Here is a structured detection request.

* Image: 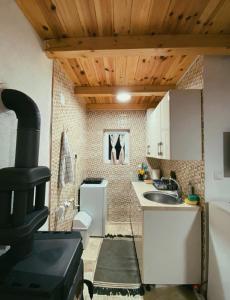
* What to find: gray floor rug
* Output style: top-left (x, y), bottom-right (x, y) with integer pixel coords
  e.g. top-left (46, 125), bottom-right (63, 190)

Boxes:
top-left (93, 237), bottom-right (143, 296)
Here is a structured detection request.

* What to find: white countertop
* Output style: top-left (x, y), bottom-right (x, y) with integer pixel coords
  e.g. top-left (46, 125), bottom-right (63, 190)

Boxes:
top-left (132, 181), bottom-right (200, 211)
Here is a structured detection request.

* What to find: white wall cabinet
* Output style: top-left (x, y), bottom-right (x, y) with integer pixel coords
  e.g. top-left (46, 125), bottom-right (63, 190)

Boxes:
top-left (146, 90), bottom-right (202, 160)
top-left (152, 105), bottom-right (161, 158)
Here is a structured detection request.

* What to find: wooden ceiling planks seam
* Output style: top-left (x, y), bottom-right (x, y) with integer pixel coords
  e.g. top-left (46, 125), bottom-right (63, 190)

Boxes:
top-left (113, 0), bottom-right (132, 35)
top-left (53, 0), bottom-right (84, 37)
top-left (16, 0), bottom-right (230, 38)
top-left (16, 0), bottom-right (230, 110)
top-left (93, 57), bottom-right (108, 86)
top-left (64, 55), bottom-right (194, 88)
top-left (192, 0), bottom-right (227, 34)
top-left (103, 57), bottom-right (116, 86)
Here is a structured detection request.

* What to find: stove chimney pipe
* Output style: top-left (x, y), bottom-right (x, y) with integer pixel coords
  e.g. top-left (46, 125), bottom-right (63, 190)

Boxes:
top-left (1, 89), bottom-right (40, 168)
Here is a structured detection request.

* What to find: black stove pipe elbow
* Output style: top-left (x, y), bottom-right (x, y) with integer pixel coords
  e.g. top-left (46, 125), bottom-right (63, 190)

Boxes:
top-left (1, 89), bottom-right (41, 168)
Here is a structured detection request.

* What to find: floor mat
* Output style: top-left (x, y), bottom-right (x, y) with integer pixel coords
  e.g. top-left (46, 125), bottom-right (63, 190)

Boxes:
top-left (93, 237), bottom-right (143, 296)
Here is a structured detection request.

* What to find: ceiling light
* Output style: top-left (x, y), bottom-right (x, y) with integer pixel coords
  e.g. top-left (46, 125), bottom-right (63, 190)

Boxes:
top-left (116, 91), bottom-right (131, 103)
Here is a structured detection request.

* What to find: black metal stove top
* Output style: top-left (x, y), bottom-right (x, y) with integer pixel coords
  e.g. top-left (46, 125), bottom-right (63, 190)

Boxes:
top-left (0, 232), bottom-right (83, 300)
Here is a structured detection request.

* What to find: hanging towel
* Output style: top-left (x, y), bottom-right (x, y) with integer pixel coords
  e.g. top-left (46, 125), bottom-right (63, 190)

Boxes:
top-left (58, 131), bottom-right (74, 188)
top-left (109, 133), bottom-right (119, 165)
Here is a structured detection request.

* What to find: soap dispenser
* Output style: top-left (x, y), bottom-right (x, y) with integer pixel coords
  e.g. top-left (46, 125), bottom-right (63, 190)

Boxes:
top-left (188, 181), bottom-right (193, 195)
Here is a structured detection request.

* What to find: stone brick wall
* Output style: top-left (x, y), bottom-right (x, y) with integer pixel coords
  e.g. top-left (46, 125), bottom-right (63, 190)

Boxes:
top-left (49, 61), bottom-right (87, 230)
top-left (50, 62), bottom-right (147, 226)
top-left (177, 56), bottom-right (203, 89)
top-left (86, 111), bottom-right (147, 222)
top-left (148, 158), bottom-right (205, 201)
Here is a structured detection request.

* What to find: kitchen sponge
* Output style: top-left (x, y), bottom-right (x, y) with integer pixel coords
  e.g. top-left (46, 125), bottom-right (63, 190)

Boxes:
top-left (184, 194), bottom-right (200, 205)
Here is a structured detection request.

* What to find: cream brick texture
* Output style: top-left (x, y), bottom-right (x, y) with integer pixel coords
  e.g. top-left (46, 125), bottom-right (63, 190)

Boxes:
top-left (50, 61), bottom-right (87, 231)
top-left (177, 56), bottom-right (204, 89)
top-left (86, 111), bottom-right (147, 222)
top-left (148, 158), bottom-right (205, 202)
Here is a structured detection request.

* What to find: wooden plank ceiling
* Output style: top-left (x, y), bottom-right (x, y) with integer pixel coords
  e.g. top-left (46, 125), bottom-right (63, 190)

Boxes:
top-left (17, 0), bottom-right (230, 110)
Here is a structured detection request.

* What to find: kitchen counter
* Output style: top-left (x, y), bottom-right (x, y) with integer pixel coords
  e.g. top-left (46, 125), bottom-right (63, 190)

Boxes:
top-left (132, 181), bottom-right (200, 211)
top-left (130, 181), bottom-right (201, 284)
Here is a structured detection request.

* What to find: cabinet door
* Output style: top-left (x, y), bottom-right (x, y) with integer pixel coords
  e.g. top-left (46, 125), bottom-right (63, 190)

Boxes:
top-left (152, 105), bottom-right (161, 158)
top-left (160, 94), bottom-right (170, 159)
top-left (143, 209), bottom-right (201, 284)
top-left (146, 109), bottom-right (154, 156)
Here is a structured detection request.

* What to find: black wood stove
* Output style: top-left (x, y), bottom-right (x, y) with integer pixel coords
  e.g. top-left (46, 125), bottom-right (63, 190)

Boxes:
top-left (0, 89), bottom-right (90, 300)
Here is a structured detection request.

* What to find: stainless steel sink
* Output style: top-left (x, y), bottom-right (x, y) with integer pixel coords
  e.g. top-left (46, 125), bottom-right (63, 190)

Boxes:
top-left (143, 191), bottom-right (183, 205)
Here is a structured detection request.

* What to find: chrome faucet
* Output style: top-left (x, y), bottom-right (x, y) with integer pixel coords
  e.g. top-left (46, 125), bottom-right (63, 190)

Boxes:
top-left (161, 177), bottom-right (182, 199)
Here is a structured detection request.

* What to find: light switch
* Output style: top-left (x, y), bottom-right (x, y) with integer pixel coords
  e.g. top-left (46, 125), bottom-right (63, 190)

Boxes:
top-left (213, 170), bottom-right (223, 180)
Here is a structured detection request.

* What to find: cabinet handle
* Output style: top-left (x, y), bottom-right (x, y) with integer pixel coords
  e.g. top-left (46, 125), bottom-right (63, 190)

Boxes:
top-left (158, 142), bottom-right (163, 156)
top-left (160, 142), bottom-right (163, 156)
top-left (147, 145), bottom-right (150, 155)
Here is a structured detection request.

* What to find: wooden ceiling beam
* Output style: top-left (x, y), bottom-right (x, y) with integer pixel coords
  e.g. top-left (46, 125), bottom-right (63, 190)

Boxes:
top-left (86, 103), bottom-right (154, 111)
top-left (44, 34), bottom-right (230, 58)
top-left (74, 85), bottom-right (175, 97)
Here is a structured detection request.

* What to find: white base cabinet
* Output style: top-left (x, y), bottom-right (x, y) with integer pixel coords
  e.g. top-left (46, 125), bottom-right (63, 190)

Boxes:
top-left (146, 90), bottom-right (202, 160)
top-left (130, 191), bottom-right (201, 284)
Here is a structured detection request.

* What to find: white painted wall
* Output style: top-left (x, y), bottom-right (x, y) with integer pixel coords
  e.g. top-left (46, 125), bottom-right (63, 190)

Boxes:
top-left (0, 0), bottom-right (53, 229)
top-left (203, 56), bottom-right (230, 202)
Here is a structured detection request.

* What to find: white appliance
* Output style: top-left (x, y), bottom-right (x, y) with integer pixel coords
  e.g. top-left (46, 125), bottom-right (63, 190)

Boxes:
top-left (80, 180), bottom-right (108, 237)
top-left (151, 169), bottom-right (160, 180)
top-left (208, 201), bottom-right (230, 300)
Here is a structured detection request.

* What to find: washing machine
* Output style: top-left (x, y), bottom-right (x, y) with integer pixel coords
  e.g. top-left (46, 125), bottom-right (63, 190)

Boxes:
top-left (80, 179), bottom-right (108, 237)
